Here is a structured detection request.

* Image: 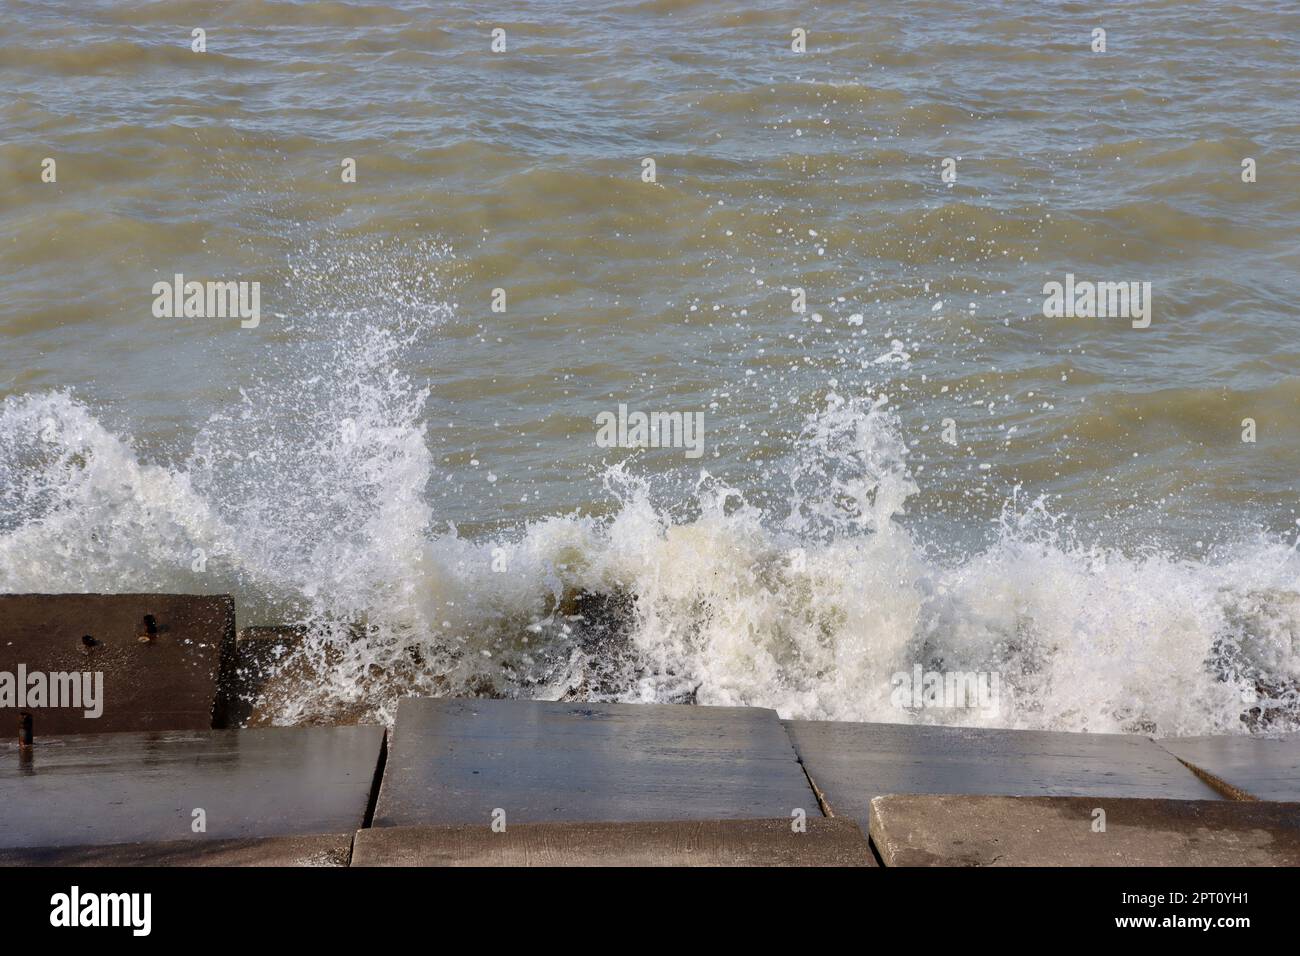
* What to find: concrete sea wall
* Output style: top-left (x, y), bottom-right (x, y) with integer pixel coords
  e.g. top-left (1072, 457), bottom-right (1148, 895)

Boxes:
top-left (1, 594), bottom-right (1296, 866)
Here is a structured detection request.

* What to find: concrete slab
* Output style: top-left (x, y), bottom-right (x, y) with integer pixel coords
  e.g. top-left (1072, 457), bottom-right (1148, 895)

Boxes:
top-left (0, 833), bottom-right (351, 867)
top-left (373, 698), bottom-right (817, 827)
top-left (0, 725), bottom-right (385, 849)
top-left (869, 794), bottom-right (1300, 866)
top-left (0, 593), bottom-right (235, 734)
top-left (785, 720), bottom-right (1220, 827)
top-left (352, 818), bottom-right (873, 867)
top-left (1156, 733), bottom-right (1300, 801)
top-left (219, 626), bottom-right (375, 727)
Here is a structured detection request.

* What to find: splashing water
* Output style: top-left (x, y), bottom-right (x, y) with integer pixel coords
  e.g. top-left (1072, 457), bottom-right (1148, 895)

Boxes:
top-left (1, 248), bottom-right (1296, 735)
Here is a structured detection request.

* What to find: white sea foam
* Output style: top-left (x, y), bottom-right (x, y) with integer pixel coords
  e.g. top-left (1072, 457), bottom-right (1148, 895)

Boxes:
top-left (1, 244), bottom-right (1295, 734)
top-left (2, 383), bottom-right (1295, 735)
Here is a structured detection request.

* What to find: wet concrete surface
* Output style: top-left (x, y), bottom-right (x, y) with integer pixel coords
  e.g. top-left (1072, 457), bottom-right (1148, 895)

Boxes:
top-left (0, 832), bottom-right (352, 867)
top-left (3, 615), bottom-right (1295, 868)
top-left (352, 817), bottom-right (873, 867)
top-left (869, 794), bottom-right (1300, 866)
top-left (0, 593), bottom-right (234, 734)
top-left (373, 698), bottom-right (818, 827)
top-left (0, 724), bottom-right (385, 849)
top-left (1156, 733), bottom-right (1300, 801)
top-left (785, 720), bottom-right (1221, 829)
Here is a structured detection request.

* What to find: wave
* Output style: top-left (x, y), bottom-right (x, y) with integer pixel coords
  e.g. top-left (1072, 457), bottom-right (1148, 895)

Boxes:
top-left (1, 243), bottom-right (1296, 735)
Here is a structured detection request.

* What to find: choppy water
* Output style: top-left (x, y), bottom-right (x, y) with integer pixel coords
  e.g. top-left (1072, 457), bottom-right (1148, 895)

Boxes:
top-left (2, 0), bottom-right (1297, 734)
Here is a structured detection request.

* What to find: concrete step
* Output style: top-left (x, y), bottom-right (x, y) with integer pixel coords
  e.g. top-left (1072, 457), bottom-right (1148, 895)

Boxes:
top-left (0, 833), bottom-right (352, 867)
top-left (0, 593), bottom-right (234, 734)
top-left (869, 794), bottom-right (1300, 866)
top-left (1155, 733), bottom-right (1300, 801)
top-left (373, 698), bottom-right (818, 827)
top-left (785, 720), bottom-right (1220, 829)
top-left (352, 818), bottom-right (873, 867)
top-left (0, 724), bottom-right (385, 850)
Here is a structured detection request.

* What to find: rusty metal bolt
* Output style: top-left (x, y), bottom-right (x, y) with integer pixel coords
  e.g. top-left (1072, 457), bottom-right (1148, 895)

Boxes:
top-left (137, 614), bottom-right (159, 643)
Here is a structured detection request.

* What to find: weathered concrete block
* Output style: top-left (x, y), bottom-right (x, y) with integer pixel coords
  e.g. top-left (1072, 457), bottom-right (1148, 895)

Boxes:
top-left (352, 818), bottom-right (873, 867)
top-left (785, 720), bottom-right (1220, 827)
top-left (0, 832), bottom-right (351, 867)
top-left (219, 626), bottom-right (306, 727)
top-left (219, 626), bottom-right (394, 727)
top-left (0, 593), bottom-right (234, 734)
top-left (869, 794), bottom-right (1300, 866)
top-left (373, 698), bottom-right (818, 827)
top-left (1156, 733), bottom-right (1300, 801)
top-left (0, 725), bottom-right (385, 849)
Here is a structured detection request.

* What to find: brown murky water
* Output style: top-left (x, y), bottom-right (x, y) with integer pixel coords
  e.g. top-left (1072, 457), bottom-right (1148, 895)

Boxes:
top-left (1, 0), bottom-right (1297, 733)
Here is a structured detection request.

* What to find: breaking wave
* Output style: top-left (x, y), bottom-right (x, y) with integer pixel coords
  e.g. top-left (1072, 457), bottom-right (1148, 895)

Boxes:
top-left (1, 246), bottom-right (1296, 736)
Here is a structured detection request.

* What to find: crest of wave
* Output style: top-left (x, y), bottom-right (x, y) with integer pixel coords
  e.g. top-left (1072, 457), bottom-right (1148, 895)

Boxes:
top-left (2, 297), bottom-right (1295, 732)
top-left (0, 239), bottom-right (463, 723)
top-left (0, 391), bottom-right (229, 593)
top-left (534, 395), bottom-right (1299, 735)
